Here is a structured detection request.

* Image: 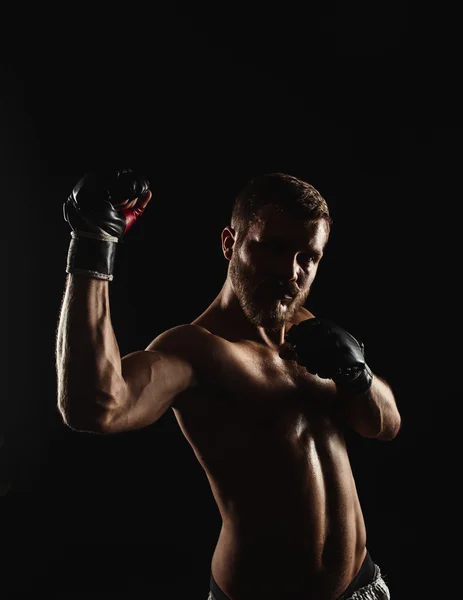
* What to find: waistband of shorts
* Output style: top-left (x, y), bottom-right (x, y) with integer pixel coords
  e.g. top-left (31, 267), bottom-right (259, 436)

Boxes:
top-left (210, 573), bottom-right (231, 600)
top-left (210, 549), bottom-right (376, 600)
top-left (336, 550), bottom-right (376, 600)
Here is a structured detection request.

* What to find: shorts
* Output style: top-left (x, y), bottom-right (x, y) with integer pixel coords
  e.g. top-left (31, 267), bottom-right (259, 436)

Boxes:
top-left (207, 550), bottom-right (390, 600)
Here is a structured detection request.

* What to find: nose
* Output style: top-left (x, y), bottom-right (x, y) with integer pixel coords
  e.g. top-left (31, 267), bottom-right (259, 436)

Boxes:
top-left (275, 254), bottom-right (299, 284)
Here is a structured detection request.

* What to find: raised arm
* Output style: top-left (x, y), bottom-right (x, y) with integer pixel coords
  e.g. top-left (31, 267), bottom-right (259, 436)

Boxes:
top-left (56, 275), bottom-right (122, 431)
top-left (56, 276), bottom-right (198, 434)
top-left (55, 168), bottom-right (198, 434)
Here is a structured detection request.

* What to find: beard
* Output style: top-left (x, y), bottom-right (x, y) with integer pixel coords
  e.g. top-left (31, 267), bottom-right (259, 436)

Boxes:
top-left (228, 251), bottom-right (311, 330)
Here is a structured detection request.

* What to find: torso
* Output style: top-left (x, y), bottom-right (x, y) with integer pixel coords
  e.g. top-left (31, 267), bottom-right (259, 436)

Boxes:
top-left (171, 308), bottom-right (367, 600)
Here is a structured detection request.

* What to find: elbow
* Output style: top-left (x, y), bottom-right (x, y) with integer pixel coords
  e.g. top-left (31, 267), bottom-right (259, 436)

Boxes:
top-left (373, 413), bottom-right (402, 441)
top-left (383, 414), bottom-right (402, 440)
top-left (57, 395), bottom-right (115, 435)
top-left (353, 412), bottom-right (401, 441)
top-left (60, 412), bottom-right (110, 435)
top-left (59, 409), bottom-right (110, 435)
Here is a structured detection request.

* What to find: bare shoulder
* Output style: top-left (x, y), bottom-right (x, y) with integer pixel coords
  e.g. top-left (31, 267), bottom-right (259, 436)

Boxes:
top-left (143, 322), bottom-right (228, 415)
top-left (145, 323), bottom-right (214, 359)
top-left (105, 324), bottom-right (217, 432)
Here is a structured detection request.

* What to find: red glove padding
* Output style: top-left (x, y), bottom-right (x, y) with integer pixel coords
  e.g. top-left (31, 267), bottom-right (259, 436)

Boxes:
top-left (63, 168), bottom-right (152, 280)
top-left (64, 168), bottom-right (151, 240)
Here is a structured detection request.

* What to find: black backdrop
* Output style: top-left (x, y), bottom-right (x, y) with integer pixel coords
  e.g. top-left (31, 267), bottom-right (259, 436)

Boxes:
top-left (1, 2), bottom-right (445, 598)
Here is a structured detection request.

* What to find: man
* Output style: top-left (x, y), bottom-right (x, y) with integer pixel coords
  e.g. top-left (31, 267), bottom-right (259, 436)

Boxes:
top-left (56, 169), bottom-right (401, 600)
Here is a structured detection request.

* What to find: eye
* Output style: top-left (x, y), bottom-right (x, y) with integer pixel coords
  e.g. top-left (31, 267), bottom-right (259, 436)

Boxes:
top-left (298, 253), bottom-right (314, 265)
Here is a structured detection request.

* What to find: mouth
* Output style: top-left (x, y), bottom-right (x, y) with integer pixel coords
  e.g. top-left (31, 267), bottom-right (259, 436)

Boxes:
top-left (279, 293), bottom-right (294, 305)
top-left (261, 283), bottom-right (297, 304)
top-left (279, 286), bottom-right (297, 298)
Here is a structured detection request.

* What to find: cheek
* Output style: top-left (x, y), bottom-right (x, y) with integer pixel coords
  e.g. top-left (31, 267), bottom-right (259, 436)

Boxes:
top-left (231, 248), bottom-right (253, 280)
top-left (301, 266), bottom-right (318, 287)
top-left (238, 245), bottom-right (260, 271)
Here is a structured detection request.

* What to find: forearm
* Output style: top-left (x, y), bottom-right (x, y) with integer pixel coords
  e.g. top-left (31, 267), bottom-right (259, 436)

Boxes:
top-left (337, 374), bottom-right (401, 440)
top-left (55, 274), bottom-right (125, 430)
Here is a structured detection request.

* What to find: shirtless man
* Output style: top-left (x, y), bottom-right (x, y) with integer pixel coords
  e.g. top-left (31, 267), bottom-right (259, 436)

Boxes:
top-left (56, 169), bottom-right (401, 600)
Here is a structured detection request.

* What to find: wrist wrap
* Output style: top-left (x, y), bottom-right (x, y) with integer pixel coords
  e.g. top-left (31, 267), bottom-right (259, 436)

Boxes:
top-left (334, 363), bottom-right (373, 394)
top-left (66, 231), bottom-right (119, 281)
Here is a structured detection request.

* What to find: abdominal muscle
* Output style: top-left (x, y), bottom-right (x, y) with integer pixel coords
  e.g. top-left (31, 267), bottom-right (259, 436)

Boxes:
top-left (172, 334), bottom-right (368, 600)
top-left (209, 427), bottom-right (367, 600)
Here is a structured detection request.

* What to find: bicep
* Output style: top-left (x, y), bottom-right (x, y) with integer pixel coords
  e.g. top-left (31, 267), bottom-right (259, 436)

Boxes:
top-left (104, 348), bottom-right (196, 433)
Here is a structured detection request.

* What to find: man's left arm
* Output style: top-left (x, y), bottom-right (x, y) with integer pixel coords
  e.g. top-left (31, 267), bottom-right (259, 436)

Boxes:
top-left (285, 316), bottom-right (401, 441)
top-left (335, 373), bottom-right (401, 440)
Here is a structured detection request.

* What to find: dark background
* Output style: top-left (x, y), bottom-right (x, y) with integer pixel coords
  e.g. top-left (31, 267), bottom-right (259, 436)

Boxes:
top-left (1, 1), bottom-right (448, 598)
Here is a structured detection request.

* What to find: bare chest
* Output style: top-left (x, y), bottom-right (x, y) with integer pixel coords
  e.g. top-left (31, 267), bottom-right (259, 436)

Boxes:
top-left (174, 340), bottom-right (337, 450)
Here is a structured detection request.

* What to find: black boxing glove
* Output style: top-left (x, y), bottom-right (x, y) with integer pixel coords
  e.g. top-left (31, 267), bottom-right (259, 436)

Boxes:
top-left (63, 168), bottom-right (150, 281)
top-left (285, 317), bottom-right (373, 394)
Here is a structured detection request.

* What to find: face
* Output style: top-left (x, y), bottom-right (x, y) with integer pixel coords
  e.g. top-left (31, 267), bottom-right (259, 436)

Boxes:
top-left (226, 205), bottom-right (329, 330)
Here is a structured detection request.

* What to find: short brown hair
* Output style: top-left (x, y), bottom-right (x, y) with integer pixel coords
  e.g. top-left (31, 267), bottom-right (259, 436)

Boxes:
top-left (230, 173), bottom-right (332, 236)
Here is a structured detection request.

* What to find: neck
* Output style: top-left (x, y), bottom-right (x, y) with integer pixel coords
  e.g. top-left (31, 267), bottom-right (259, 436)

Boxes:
top-left (207, 278), bottom-right (288, 348)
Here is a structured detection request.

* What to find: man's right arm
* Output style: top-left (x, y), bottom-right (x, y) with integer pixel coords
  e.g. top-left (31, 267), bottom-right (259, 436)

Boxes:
top-left (56, 168), bottom-right (198, 434)
top-left (56, 274), bottom-right (198, 434)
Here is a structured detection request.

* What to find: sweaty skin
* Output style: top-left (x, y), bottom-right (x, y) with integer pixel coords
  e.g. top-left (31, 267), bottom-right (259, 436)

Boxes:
top-left (167, 310), bottom-right (367, 600)
top-left (57, 203), bottom-right (400, 600)
top-left (143, 209), bottom-right (376, 599)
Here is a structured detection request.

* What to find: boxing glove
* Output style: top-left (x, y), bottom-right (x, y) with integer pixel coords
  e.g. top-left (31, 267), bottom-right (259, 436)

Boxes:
top-left (63, 168), bottom-right (150, 281)
top-left (285, 317), bottom-right (373, 394)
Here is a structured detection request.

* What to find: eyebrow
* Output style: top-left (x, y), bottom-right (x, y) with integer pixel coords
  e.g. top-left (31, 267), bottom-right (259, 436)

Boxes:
top-left (260, 235), bottom-right (323, 258)
top-left (308, 247), bottom-right (323, 259)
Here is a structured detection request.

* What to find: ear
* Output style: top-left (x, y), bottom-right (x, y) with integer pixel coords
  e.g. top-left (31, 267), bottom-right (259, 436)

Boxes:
top-left (221, 226), bottom-right (236, 261)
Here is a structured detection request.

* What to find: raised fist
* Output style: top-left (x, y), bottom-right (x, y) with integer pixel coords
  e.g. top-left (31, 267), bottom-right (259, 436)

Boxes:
top-left (63, 168), bottom-right (151, 241)
top-left (63, 168), bottom-right (152, 281)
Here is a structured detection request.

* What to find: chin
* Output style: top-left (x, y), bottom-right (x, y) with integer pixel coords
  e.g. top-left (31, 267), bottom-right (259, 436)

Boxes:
top-left (257, 310), bottom-right (289, 330)
top-left (244, 293), bottom-right (298, 329)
